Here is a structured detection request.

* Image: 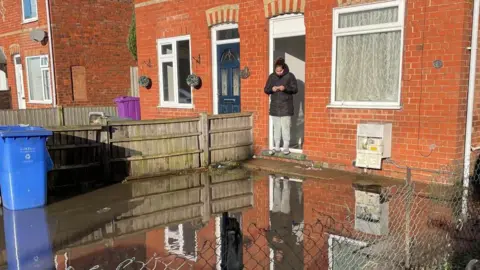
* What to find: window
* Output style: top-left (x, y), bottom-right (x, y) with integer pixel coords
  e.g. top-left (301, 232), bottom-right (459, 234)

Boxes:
top-left (26, 55), bottom-right (51, 103)
top-left (164, 223), bottom-right (197, 261)
top-left (157, 36), bottom-right (192, 108)
top-left (216, 28), bottom-right (239, 41)
top-left (328, 235), bottom-right (368, 270)
top-left (0, 64), bottom-right (7, 91)
top-left (331, 1), bottom-right (405, 108)
top-left (22, 0), bottom-right (38, 22)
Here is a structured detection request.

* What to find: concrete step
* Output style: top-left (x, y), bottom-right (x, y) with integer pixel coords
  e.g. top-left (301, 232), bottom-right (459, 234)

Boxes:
top-left (259, 150), bottom-right (308, 161)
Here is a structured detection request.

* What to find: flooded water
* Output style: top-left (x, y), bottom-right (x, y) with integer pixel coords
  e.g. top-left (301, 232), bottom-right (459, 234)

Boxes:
top-left (0, 167), bottom-right (476, 269)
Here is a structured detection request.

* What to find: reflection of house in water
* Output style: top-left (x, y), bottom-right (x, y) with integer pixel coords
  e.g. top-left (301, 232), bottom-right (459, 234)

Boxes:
top-left (268, 175), bottom-right (305, 270)
top-left (50, 168), bottom-right (253, 269)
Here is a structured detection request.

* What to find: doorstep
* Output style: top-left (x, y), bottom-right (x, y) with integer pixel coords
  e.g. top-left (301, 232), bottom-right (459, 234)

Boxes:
top-left (244, 158), bottom-right (403, 187)
top-left (259, 149), bottom-right (308, 161)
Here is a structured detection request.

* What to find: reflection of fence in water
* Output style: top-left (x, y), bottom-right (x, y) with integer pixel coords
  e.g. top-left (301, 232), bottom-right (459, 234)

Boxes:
top-left (49, 169), bottom-right (480, 270)
top-left (59, 169), bottom-right (253, 251)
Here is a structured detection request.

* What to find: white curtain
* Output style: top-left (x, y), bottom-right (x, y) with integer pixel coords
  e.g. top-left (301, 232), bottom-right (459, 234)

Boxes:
top-left (335, 7), bottom-right (401, 102)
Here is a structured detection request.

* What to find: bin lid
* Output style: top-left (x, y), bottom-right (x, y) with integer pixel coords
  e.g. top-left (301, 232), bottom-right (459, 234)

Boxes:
top-left (114, 96), bottom-right (140, 102)
top-left (0, 126), bottom-right (52, 138)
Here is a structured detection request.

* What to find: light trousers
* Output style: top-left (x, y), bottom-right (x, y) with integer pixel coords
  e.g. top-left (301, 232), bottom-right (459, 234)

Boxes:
top-left (272, 116), bottom-right (291, 151)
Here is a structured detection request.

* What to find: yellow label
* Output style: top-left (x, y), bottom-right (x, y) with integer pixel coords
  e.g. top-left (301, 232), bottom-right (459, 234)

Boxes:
top-left (369, 146), bottom-right (378, 152)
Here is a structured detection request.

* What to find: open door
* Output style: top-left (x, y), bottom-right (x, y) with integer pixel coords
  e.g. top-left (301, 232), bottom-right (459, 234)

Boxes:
top-left (269, 15), bottom-right (305, 152)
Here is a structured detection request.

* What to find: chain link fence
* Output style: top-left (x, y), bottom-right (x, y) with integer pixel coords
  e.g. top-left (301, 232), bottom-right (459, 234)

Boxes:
top-left (124, 164), bottom-right (480, 270)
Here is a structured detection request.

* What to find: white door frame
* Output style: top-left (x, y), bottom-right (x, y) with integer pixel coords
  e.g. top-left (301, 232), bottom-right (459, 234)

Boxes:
top-left (211, 23), bottom-right (240, 115)
top-left (13, 55), bottom-right (26, 109)
top-left (268, 175), bottom-right (303, 270)
top-left (268, 14), bottom-right (306, 153)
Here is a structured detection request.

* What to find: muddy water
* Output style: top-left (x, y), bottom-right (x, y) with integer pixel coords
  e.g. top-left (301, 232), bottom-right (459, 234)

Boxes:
top-left (0, 168), bottom-right (454, 270)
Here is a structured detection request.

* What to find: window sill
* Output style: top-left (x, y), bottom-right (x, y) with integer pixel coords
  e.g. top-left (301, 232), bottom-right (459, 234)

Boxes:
top-left (22, 18), bottom-right (39, 24)
top-left (327, 104), bottom-right (402, 110)
top-left (157, 104), bottom-right (194, 110)
top-left (28, 100), bottom-right (52, 105)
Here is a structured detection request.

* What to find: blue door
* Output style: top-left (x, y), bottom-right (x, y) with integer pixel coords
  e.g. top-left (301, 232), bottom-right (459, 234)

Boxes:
top-left (217, 43), bottom-right (241, 114)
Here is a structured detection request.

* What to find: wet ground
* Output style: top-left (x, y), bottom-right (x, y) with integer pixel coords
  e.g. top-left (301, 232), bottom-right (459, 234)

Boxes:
top-left (0, 159), bottom-right (476, 269)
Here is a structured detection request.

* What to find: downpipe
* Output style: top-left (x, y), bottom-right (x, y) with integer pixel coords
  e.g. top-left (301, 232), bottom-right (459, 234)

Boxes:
top-left (45, 0), bottom-right (57, 107)
top-left (463, 0), bottom-right (480, 219)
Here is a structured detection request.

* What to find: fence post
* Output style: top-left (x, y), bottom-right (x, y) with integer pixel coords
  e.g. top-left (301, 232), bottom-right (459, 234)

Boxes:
top-left (202, 172), bottom-right (211, 224)
top-left (199, 113), bottom-right (210, 167)
top-left (100, 118), bottom-right (111, 181)
top-left (57, 106), bottom-right (65, 126)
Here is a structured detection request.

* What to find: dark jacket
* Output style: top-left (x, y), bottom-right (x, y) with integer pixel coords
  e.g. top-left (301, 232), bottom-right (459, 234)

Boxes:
top-left (264, 65), bottom-right (298, 117)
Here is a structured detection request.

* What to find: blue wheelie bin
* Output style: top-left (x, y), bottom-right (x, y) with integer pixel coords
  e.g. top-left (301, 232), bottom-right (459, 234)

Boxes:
top-left (0, 126), bottom-right (53, 210)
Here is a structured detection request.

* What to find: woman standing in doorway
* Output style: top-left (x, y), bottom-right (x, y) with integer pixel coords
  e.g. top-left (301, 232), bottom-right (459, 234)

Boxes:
top-left (264, 57), bottom-right (298, 155)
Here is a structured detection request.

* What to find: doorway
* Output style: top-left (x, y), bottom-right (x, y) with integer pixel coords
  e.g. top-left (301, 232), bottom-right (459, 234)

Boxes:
top-left (268, 175), bottom-right (304, 270)
top-left (211, 24), bottom-right (241, 114)
top-left (13, 55), bottom-right (26, 109)
top-left (269, 15), bottom-right (305, 153)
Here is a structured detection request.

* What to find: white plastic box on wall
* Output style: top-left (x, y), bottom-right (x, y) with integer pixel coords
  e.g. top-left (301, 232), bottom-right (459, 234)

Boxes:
top-left (356, 123), bottom-right (392, 169)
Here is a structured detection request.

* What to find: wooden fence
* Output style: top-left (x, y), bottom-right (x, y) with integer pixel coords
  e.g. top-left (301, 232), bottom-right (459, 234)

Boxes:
top-left (0, 106), bottom-right (117, 126)
top-left (46, 113), bottom-right (254, 191)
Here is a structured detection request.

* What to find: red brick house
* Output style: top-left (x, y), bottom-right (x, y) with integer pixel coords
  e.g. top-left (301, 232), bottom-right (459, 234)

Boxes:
top-left (0, 0), bottom-right (135, 110)
top-left (134, 0), bottom-right (480, 181)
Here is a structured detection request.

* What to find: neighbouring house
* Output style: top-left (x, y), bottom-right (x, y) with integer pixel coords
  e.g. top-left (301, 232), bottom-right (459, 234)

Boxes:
top-left (0, 0), bottom-right (136, 110)
top-left (134, 0), bottom-right (480, 181)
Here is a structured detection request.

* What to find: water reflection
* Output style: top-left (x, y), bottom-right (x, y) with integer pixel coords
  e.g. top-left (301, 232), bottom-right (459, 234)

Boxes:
top-left (4, 208), bottom-right (53, 269)
top-left (268, 176), bottom-right (304, 270)
top-left (0, 169), bottom-right (473, 269)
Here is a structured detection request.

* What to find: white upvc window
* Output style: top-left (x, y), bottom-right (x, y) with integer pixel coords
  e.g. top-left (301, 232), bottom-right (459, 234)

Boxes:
top-left (165, 224), bottom-right (198, 261)
top-left (26, 55), bottom-right (51, 103)
top-left (157, 35), bottom-right (193, 109)
top-left (22, 0), bottom-right (38, 23)
top-left (328, 234), bottom-right (368, 270)
top-left (330, 0), bottom-right (405, 109)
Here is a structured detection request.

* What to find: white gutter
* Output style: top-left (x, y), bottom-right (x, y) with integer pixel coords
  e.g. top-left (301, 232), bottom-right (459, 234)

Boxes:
top-left (45, 0), bottom-right (57, 107)
top-left (463, 0), bottom-right (480, 218)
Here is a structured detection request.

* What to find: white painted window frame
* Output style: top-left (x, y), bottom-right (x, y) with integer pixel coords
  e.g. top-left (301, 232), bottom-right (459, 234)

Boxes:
top-left (25, 55), bottom-right (52, 104)
top-left (327, 234), bottom-right (368, 270)
top-left (211, 23), bottom-right (240, 115)
top-left (21, 0), bottom-right (39, 23)
top-left (157, 35), bottom-right (194, 109)
top-left (329, 0), bottom-right (405, 109)
top-left (268, 14), bottom-right (305, 154)
top-left (164, 224), bottom-right (198, 261)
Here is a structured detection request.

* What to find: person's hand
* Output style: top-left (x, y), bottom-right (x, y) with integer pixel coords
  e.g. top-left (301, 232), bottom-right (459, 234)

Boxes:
top-left (272, 86), bottom-right (278, 92)
top-left (278, 85), bottom-right (285, 91)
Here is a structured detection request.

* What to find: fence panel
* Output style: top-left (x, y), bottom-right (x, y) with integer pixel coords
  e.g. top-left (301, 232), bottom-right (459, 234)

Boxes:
top-left (39, 113), bottom-right (253, 192)
top-left (208, 113), bottom-right (253, 163)
top-left (0, 106), bottom-right (118, 126)
top-left (107, 117), bottom-right (202, 181)
top-left (46, 125), bottom-right (105, 193)
top-left (0, 108), bottom-right (59, 126)
top-left (63, 106), bottom-right (117, 126)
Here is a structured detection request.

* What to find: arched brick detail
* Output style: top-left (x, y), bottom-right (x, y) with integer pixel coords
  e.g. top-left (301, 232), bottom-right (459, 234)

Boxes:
top-left (8, 44), bottom-right (20, 55)
top-left (206, 4), bottom-right (239, 27)
top-left (264, 0), bottom-right (305, 18)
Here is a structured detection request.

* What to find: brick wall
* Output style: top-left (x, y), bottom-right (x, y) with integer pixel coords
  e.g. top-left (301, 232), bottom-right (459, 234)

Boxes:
top-left (0, 0), bottom-right (52, 109)
top-left (50, 0), bottom-right (135, 106)
top-left (135, 0), bottom-right (474, 181)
